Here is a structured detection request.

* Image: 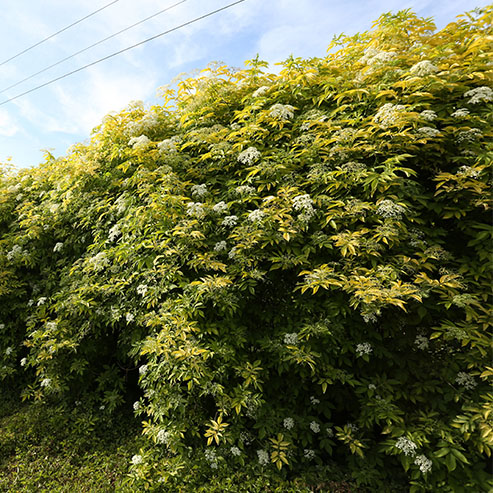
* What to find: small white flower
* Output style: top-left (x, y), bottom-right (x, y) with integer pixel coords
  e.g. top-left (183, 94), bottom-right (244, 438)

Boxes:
top-left (376, 199), bottom-right (406, 219)
top-left (395, 437), bottom-right (418, 456)
top-left (283, 417), bottom-right (295, 430)
top-left (417, 126), bottom-right (441, 138)
top-left (214, 241), bottom-right (228, 253)
top-left (230, 446), bottom-right (241, 457)
top-left (420, 110), bottom-right (437, 121)
top-left (464, 86), bottom-right (493, 104)
top-left (131, 454), bottom-right (143, 465)
top-left (186, 202), bottom-right (206, 218)
top-left (310, 421), bottom-right (320, 433)
top-left (222, 215), bottom-right (238, 227)
top-left (37, 297), bottom-right (47, 306)
top-left (158, 137), bottom-right (180, 154)
top-left (204, 449), bottom-right (217, 462)
top-left (368, 383), bottom-right (377, 390)
top-left (235, 185), bottom-right (256, 196)
top-left (20, 357), bottom-right (27, 366)
top-left (456, 166), bottom-right (480, 179)
top-left (310, 396), bottom-right (320, 405)
top-left (136, 284), bottom-right (148, 297)
top-left (139, 364), bottom-right (148, 375)
top-left (5, 347), bottom-right (13, 356)
top-left (456, 128), bottom-right (483, 144)
top-left (374, 103), bottom-right (406, 127)
top-left (125, 312), bottom-right (135, 323)
top-left (257, 449), bottom-right (269, 465)
top-left (455, 371), bottom-right (477, 390)
top-left (40, 378), bottom-right (52, 388)
top-left (248, 209), bottom-right (266, 224)
top-left (414, 454), bottom-right (432, 474)
top-left (133, 401), bottom-right (141, 411)
top-left (212, 201), bottom-right (228, 214)
top-left (451, 108), bottom-right (470, 118)
top-left (238, 147), bottom-right (261, 165)
top-left (7, 244), bottom-right (23, 261)
top-left (191, 184), bottom-right (208, 199)
top-left (326, 427), bottom-right (334, 438)
top-left (156, 429), bottom-right (169, 444)
top-left (414, 335), bottom-right (429, 350)
top-left (283, 333), bottom-right (298, 345)
top-left (228, 247), bottom-right (237, 259)
top-left (409, 60), bottom-right (439, 77)
top-left (303, 449), bottom-right (315, 460)
top-left (128, 135), bottom-right (151, 150)
top-left (252, 86), bottom-right (269, 98)
top-left (269, 103), bottom-right (295, 120)
top-left (108, 224), bottom-right (121, 242)
top-left (53, 242), bottom-right (64, 252)
top-left (356, 342), bottom-right (373, 357)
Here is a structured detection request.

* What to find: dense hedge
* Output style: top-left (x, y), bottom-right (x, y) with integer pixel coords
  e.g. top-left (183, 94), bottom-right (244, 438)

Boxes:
top-left (1, 7), bottom-right (492, 492)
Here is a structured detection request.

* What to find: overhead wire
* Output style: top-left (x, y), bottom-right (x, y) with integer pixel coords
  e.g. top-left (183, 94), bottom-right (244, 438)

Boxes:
top-left (0, 0), bottom-right (247, 107)
top-left (0, 0), bottom-right (189, 95)
top-left (0, 0), bottom-right (121, 67)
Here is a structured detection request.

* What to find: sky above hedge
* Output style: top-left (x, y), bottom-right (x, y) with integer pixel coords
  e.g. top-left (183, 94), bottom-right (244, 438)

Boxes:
top-left (0, 0), bottom-right (484, 169)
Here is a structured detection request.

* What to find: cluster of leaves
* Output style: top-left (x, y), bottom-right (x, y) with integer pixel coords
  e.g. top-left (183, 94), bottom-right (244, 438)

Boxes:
top-left (0, 7), bottom-right (492, 491)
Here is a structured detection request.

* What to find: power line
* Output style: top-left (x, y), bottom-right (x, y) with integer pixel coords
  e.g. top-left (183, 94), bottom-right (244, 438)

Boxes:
top-left (0, 0), bottom-right (121, 67)
top-left (0, 0), bottom-right (247, 108)
top-left (0, 0), bottom-right (188, 95)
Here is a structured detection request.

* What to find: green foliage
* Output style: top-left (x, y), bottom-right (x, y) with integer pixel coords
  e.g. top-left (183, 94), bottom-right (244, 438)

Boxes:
top-left (1, 6), bottom-right (492, 491)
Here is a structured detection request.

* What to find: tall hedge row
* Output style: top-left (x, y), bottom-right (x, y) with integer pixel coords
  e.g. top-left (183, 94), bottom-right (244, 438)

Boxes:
top-left (1, 7), bottom-right (492, 491)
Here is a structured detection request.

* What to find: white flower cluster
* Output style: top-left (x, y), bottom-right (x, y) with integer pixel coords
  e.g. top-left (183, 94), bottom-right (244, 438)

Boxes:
top-left (238, 147), bottom-right (261, 165)
top-left (310, 421), bottom-right (320, 433)
top-left (451, 108), bottom-right (469, 118)
top-left (212, 201), bottom-right (228, 214)
top-left (368, 384), bottom-right (377, 390)
top-left (283, 333), bottom-right (298, 345)
top-left (204, 449), bottom-right (218, 468)
top-left (156, 429), bottom-right (170, 445)
top-left (230, 446), bottom-right (241, 457)
top-left (293, 194), bottom-right (316, 222)
top-left (235, 185), bottom-right (256, 196)
top-left (157, 136), bottom-right (180, 154)
top-left (395, 437), bottom-right (418, 456)
top-left (7, 244), bottom-right (24, 261)
top-left (139, 364), bottom-right (148, 375)
top-left (131, 454), bottom-right (143, 465)
top-left (88, 252), bottom-right (109, 272)
top-left (128, 135), bottom-right (151, 151)
top-left (53, 242), bottom-right (64, 252)
top-left (420, 110), bottom-right (437, 121)
top-left (310, 395), bottom-right (320, 405)
top-left (269, 103), bottom-right (295, 120)
top-left (410, 60), bottom-right (439, 77)
top-left (133, 401), bottom-right (141, 411)
top-left (417, 126), bottom-right (441, 138)
top-left (191, 184), bottom-right (208, 199)
top-left (137, 284), bottom-right (148, 297)
top-left (456, 128), bottom-right (482, 144)
top-left (342, 161), bottom-right (366, 173)
top-left (40, 377), bottom-right (52, 388)
top-left (214, 241), bottom-right (227, 253)
top-left (283, 417), bottom-right (295, 430)
top-left (303, 449), bottom-right (315, 460)
top-left (248, 209), bottom-right (266, 224)
top-left (333, 128), bottom-right (356, 142)
top-left (252, 86), bottom-right (269, 98)
top-left (37, 297), bottom-right (47, 306)
top-left (414, 335), bottom-right (429, 350)
top-left (222, 215), bottom-right (238, 228)
top-left (186, 202), bottom-right (206, 218)
top-left (464, 86), bottom-right (493, 104)
top-left (373, 103), bottom-right (406, 127)
top-left (108, 224), bottom-right (121, 242)
top-left (414, 454), bottom-right (432, 474)
top-left (326, 427), bottom-right (334, 437)
top-left (457, 165), bottom-right (480, 179)
top-left (5, 347), bottom-right (13, 356)
top-left (376, 199), bottom-right (406, 219)
top-left (456, 371), bottom-right (477, 390)
top-left (360, 48), bottom-right (396, 66)
top-left (257, 449), bottom-right (269, 465)
top-left (356, 342), bottom-right (373, 357)
top-left (126, 312), bottom-right (135, 323)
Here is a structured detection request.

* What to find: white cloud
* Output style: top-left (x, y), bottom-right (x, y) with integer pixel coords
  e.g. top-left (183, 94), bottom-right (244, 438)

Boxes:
top-left (0, 109), bottom-right (19, 136)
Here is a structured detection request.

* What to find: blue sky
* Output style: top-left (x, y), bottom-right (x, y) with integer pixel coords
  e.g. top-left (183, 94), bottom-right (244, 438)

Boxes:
top-left (0, 0), bottom-right (484, 169)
